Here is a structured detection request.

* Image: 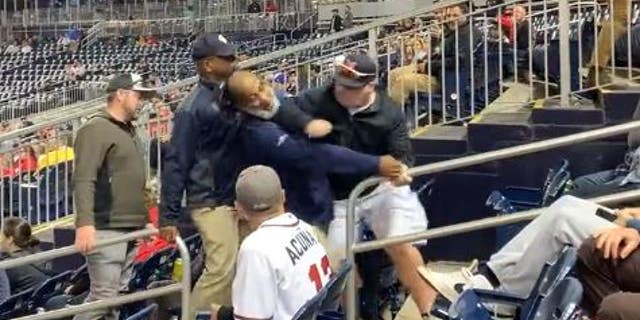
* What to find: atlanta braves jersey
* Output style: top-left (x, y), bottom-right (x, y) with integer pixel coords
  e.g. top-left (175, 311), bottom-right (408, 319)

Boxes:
top-left (232, 213), bottom-right (331, 320)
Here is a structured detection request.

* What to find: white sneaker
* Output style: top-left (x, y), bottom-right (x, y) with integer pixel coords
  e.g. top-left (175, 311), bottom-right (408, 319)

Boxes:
top-left (417, 260), bottom-right (483, 303)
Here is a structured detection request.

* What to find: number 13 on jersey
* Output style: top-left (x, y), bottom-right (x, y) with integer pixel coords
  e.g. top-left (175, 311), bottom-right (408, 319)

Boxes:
top-left (308, 255), bottom-right (331, 292)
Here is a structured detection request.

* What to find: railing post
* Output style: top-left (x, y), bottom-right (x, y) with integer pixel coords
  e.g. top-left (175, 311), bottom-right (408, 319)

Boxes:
top-left (368, 27), bottom-right (378, 59)
top-left (558, 0), bottom-right (571, 106)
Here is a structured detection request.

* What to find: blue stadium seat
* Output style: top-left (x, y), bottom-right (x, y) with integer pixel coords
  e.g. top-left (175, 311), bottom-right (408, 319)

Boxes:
top-left (434, 246), bottom-right (578, 319)
top-left (487, 159), bottom-right (571, 213)
top-left (28, 270), bottom-right (73, 312)
top-left (124, 303), bottom-right (158, 320)
top-left (0, 288), bottom-right (34, 319)
top-left (127, 247), bottom-right (176, 292)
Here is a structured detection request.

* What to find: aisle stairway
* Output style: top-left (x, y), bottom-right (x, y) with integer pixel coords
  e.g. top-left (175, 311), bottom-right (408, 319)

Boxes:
top-left (410, 83), bottom-right (640, 262)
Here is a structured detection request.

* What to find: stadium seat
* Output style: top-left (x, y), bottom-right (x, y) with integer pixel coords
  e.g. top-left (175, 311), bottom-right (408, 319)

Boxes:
top-left (0, 288), bottom-right (35, 318)
top-left (124, 303), bottom-right (158, 320)
top-left (28, 270), bottom-right (73, 312)
top-left (127, 247), bottom-right (176, 291)
top-left (486, 159), bottom-right (571, 213)
top-left (433, 246), bottom-right (578, 319)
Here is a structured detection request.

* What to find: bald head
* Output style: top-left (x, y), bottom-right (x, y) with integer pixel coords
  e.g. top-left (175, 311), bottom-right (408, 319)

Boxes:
top-left (227, 71), bottom-right (276, 114)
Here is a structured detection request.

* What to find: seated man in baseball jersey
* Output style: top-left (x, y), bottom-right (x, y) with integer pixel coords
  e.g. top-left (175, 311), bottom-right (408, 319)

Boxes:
top-left (210, 165), bottom-right (331, 320)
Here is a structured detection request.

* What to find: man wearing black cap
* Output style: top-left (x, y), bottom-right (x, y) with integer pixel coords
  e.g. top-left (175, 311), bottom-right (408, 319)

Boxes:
top-left (293, 52), bottom-right (437, 316)
top-left (159, 33), bottom-right (330, 317)
top-left (73, 73), bottom-right (156, 320)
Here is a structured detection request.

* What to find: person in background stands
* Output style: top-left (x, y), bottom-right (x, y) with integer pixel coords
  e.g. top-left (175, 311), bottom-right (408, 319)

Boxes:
top-left (344, 5), bottom-right (354, 29)
top-left (586, 0), bottom-right (630, 87)
top-left (330, 8), bottom-right (344, 33)
top-left (72, 73), bottom-right (157, 320)
top-left (247, 0), bottom-right (261, 13)
top-left (0, 217), bottom-right (52, 295)
top-left (158, 33), bottom-right (332, 319)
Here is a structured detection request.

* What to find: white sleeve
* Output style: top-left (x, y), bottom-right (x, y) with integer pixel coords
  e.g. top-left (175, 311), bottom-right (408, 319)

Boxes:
top-left (232, 244), bottom-right (278, 320)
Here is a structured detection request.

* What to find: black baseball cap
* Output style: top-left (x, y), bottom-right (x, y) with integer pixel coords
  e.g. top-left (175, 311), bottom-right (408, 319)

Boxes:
top-left (192, 33), bottom-right (237, 61)
top-left (334, 53), bottom-right (378, 89)
top-left (105, 73), bottom-right (158, 98)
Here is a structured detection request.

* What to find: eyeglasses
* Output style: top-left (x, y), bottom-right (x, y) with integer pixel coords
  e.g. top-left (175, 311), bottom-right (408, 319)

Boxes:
top-left (335, 62), bottom-right (376, 81)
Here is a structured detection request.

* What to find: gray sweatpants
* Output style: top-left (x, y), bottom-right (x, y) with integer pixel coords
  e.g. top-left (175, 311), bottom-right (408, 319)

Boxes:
top-left (73, 230), bottom-right (136, 320)
top-left (487, 195), bottom-right (614, 297)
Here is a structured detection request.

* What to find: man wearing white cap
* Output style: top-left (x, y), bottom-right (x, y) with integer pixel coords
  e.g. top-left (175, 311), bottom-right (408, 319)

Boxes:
top-left (210, 165), bottom-right (330, 320)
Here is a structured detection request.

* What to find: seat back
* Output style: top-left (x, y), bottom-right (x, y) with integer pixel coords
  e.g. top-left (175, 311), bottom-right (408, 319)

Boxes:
top-left (183, 234), bottom-right (203, 261)
top-left (292, 289), bottom-right (326, 320)
top-left (447, 289), bottom-right (493, 320)
top-left (530, 277), bottom-right (583, 320)
top-left (521, 246), bottom-right (577, 318)
top-left (29, 270), bottom-right (73, 310)
top-left (319, 261), bottom-right (353, 311)
top-left (128, 247), bottom-right (176, 291)
top-left (540, 159), bottom-right (571, 205)
top-left (0, 288), bottom-right (34, 318)
top-left (124, 303), bottom-right (158, 320)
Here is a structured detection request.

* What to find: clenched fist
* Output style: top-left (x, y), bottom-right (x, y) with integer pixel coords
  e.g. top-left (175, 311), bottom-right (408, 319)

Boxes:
top-left (378, 155), bottom-right (403, 178)
top-left (305, 119), bottom-right (333, 138)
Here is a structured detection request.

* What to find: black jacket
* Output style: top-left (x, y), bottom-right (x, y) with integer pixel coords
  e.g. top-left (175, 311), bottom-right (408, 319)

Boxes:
top-left (2, 250), bottom-right (53, 294)
top-left (429, 21), bottom-right (481, 77)
top-left (292, 85), bottom-right (413, 200)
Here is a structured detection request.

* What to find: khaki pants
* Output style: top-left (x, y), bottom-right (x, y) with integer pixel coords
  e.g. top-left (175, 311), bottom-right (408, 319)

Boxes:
top-left (590, 0), bottom-right (630, 68)
top-left (387, 64), bottom-right (439, 106)
top-left (189, 206), bottom-right (248, 319)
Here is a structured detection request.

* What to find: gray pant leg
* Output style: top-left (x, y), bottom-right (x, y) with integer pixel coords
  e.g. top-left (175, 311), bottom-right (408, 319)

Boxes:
top-left (487, 195), bottom-right (614, 296)
top-left (73, 230), bottom-right (136, 320)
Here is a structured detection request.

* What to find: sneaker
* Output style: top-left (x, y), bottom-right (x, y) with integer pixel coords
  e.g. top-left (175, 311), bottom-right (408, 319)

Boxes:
top-left (417, 260), bottom-right (482, 303)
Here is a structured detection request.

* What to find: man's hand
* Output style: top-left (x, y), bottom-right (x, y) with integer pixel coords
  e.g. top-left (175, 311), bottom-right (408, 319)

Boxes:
top-left (305, 119), bottom-right (332, 138)
top-left (378, 155), bottom-right (403, 178)
top-left (614, 208), bottom-right (640, 226)
top-left (594, 226), bottom-right (640, 259)
top-left (75, 225), bottom-right (96, 254)
top-left (391, 164), bottom-right (413, 186)
top-left (210, 304), bottom-right (221, 320)
top-left (159, 226), bottom-right (179, 243)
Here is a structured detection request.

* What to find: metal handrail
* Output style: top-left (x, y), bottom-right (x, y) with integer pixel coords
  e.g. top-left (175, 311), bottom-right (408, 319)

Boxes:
top-left (0, 229), bottom-right (191, 320)
top-left (344, 119), bottom-right (640, 320)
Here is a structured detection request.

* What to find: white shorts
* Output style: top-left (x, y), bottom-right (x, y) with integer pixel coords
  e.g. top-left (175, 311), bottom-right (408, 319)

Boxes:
top-left (327, 182), bottom-right (428, 259)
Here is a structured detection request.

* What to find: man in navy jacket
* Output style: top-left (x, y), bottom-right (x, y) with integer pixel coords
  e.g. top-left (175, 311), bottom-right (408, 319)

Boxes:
top-left (226, 71), bottom-right (405, 227)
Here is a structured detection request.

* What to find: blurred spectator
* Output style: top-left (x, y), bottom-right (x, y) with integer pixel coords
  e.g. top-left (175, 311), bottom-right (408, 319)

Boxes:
top-left (20, 40), bottom-right (32, 53)
top-left (1, 145), bottom-right (38, 178)
top-left (330, 8), bottom-right (343, 33)
top-left (248, 0), bottom-right (261, 13)
top-left (70, 60), bottom-right (86, 80)
top-left (0, 269), bottom-right (9, 303)
top-left (4, 41), bottom-right (19, 54)
top-left (0, 217), bottom-right (53, 295)
top-left (344, 5), bottom-right (354, 29)
top-left (265, 0), bottom-right (278, 13)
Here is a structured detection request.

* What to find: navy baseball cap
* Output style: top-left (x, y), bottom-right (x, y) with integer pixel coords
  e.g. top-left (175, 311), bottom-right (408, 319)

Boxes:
top-left (192, 33), bottom-right (237, 61)
top-left (334, 53), bottom-right (378, 88)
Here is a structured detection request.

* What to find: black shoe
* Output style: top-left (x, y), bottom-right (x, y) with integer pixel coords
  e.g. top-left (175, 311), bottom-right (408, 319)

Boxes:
top-left (586, 66), bottom-right (612, 88)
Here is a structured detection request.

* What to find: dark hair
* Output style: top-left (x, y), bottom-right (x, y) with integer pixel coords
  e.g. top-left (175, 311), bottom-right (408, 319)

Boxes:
top-left (2, 217), bottom-right (40, 250)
